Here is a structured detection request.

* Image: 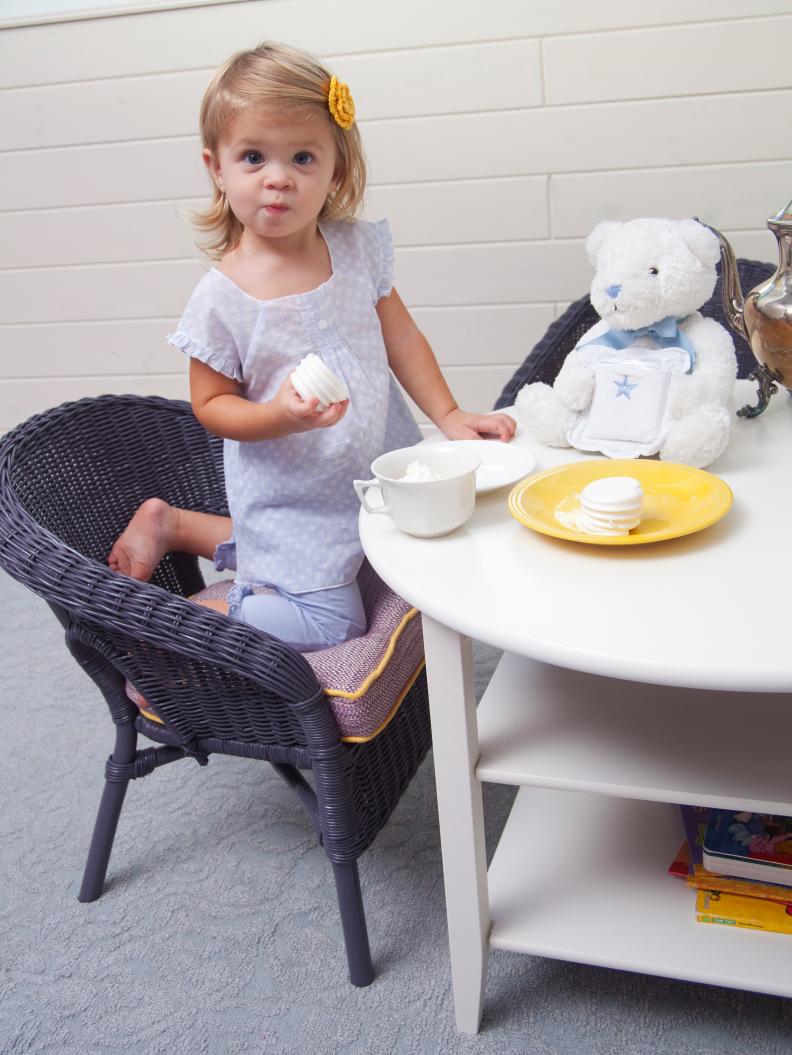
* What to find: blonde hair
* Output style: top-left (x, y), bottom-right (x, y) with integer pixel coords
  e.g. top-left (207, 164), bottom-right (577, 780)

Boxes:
top-left (193, 42), bottom-right (367, 259)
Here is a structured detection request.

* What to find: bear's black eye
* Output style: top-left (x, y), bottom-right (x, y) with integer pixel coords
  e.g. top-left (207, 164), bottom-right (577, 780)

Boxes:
top-left (649, 267), bottom-right (659, 275)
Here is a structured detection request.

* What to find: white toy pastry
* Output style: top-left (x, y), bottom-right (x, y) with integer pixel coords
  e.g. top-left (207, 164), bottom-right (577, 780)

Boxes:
top-left (290, 353), bottom-right (348, 410)
top-left (578, 476), bottom-right (643, 536)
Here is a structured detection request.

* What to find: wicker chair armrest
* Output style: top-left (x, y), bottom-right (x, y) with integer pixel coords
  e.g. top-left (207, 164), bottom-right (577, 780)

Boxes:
top-left (0, 395), bottom-right (318, 697)
top-left (0, 503), bottom-right (330, 737)
top-left (0, 393), bottom-right (345, 753)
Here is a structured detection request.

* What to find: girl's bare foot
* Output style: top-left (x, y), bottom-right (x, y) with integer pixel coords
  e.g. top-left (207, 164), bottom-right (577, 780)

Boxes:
top-left (108, 498), bottom-right (178, 581)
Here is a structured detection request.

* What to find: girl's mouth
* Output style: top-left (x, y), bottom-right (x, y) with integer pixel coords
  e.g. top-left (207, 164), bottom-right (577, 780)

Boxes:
top-left (265, 204), bottom-right (288, 214)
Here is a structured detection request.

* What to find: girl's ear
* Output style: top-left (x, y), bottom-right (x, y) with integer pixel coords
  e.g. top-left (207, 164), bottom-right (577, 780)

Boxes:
top-left (203, 148), bottom-right (223, 191)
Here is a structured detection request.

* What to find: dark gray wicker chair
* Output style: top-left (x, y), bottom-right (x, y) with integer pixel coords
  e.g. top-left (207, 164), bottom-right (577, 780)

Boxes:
top-left (495, 258), bottom-right (775, 407)
top-left (0, 393), bottom-right (431, 987)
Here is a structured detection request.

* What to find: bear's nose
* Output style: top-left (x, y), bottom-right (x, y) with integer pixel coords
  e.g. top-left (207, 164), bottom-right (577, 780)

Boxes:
top-left (606, 284), bottom-right (622, 299)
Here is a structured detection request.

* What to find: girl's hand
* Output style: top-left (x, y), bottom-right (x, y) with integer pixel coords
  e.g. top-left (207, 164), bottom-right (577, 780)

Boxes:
top-left (438, 408), bottom-right (516, 442)
top-left (274, 373), bottom-right (349, 432)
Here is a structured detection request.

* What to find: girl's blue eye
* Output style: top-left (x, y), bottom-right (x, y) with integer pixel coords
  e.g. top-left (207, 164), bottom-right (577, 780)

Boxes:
top-left (293, 151), bottom-right (313, 165)
top-left (244, 151), bottom-right (263, 165)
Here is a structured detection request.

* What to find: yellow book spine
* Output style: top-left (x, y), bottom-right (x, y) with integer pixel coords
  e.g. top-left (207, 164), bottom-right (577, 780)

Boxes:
top-left (696, 890), bottom-right (792, 935)
top-left (687, 864), bottom-right (792, 903)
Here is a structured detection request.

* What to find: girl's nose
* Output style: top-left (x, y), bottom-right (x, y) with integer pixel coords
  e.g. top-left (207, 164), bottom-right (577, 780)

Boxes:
top-left (606, 284), bottom-right (622, 299)
top-left (264, 166), bottom-right (293, 189)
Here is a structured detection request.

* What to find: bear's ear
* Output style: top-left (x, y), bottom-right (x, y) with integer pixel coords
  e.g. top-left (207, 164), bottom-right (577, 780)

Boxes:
top-left (678, 219), bottom-right (720, 268)
top-left (585, 221), bottom-right (622, 264)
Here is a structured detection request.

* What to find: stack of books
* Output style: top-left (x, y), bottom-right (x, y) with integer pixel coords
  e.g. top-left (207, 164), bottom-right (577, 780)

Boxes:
top-left (669, 806), bottom-right (792, 934)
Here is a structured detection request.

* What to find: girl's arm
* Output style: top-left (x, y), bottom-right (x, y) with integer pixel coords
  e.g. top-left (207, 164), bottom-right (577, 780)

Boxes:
top-left (376, 288), bottom-right (516, 441)
top-left (189, 358), bottom-right (347, 441)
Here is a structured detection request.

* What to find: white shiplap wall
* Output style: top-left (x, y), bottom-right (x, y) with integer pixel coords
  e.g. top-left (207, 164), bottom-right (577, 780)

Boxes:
top-left (1, 0), bottom-right (792, 430)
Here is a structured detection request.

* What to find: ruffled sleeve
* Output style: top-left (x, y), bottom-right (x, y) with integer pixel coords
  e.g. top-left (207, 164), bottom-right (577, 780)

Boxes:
top-left (356, 218), bottom-right (394, 302)
top-left (373, 218), bottom-right (395, 301)
top-left (166, 270), bottom-right (244, 382)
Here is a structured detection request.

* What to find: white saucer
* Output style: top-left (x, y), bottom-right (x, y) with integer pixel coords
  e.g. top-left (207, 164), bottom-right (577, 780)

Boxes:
top-left (428, 440), bottom-right (536, 495)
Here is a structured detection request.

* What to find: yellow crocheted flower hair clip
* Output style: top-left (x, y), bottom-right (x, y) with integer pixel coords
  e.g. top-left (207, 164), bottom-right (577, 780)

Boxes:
top-left (328, 75), bottom-right (355, 130)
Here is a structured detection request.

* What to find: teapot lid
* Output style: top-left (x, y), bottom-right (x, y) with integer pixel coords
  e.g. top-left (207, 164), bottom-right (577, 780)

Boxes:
top-left (767, 199), bottom-right (792, 231)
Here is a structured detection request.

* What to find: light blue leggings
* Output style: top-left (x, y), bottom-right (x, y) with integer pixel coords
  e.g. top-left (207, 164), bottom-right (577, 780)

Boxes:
top-left (226, 580), bottom-right (367, 652)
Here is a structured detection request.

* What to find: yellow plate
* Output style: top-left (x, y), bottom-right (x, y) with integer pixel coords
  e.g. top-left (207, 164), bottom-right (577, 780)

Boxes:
top-left (508, 459), bottom-right (733, 546)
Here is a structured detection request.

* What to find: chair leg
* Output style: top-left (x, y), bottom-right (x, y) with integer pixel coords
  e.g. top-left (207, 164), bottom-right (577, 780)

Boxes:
top-left (78, 722), bottom-right (137, 903)
top-left (332, 860), bottom-right (374, 987)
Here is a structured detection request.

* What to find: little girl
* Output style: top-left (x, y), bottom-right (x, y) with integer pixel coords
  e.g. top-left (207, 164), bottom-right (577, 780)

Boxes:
top-left (109, 41), bottom-right (515, 651)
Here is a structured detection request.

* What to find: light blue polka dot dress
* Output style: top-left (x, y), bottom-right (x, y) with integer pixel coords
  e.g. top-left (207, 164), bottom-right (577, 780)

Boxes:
top-left (168, 218), bottom-right (421, 594)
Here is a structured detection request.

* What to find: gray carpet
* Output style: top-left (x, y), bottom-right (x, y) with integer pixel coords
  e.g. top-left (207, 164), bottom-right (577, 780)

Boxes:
top-left (2, 564), bottom-right (791, 1055)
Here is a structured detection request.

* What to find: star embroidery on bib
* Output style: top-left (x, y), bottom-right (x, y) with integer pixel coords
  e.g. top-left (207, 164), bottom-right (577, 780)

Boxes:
top-left (614, 374), bottom-right (638, 399)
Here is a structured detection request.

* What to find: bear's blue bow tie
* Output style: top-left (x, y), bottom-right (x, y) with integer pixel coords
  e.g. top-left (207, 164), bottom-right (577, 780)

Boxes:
top-left (580, 315), bottom-right (696, 374)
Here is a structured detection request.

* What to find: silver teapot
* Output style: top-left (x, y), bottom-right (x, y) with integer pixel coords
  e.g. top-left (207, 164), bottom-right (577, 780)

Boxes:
top-left (704, 201), bottom-right (792, 417)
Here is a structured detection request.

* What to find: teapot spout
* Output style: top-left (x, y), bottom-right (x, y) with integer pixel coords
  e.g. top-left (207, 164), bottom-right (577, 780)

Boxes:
top-left (698, 220), bottom-right (748, 341)
top-left (767, 198), bottom-right (792, 230)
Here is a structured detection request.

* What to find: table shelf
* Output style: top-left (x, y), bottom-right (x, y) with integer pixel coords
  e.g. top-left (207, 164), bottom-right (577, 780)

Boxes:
top-left (476, 652), bottom-right (792, 815)
top-left (488, 789), bottom-right (792, 996)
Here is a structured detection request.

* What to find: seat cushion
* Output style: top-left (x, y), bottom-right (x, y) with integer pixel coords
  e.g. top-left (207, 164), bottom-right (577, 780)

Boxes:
top-left (125, 562), bottom-right (424, 743)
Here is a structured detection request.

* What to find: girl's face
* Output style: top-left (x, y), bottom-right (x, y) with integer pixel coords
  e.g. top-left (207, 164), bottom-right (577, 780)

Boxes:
top-left (204, 108), bottom-right (339, 246)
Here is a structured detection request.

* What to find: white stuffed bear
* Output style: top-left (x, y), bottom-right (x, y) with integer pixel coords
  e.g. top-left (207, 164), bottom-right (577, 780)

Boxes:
top-left (516, 217), bottom-right (737, 468)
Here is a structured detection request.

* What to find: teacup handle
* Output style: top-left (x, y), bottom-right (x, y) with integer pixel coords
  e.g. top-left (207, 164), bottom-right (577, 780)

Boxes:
top-left (354, 478), bottom-right (388, 515)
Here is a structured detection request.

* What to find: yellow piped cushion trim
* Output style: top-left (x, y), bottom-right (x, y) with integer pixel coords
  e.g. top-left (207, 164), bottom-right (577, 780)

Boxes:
top-left (140, 658), bottom-right (426, 743)
top-left (339, 658), bottom-right (425, 743)
top-left (139, 707), bottom-right (163, 724)
top-left (328, 75), bottom-right (355, 130)
top-left (324, 607), bottom-right (419, 699)
top-left (135, 605), bottom-right (422, 733)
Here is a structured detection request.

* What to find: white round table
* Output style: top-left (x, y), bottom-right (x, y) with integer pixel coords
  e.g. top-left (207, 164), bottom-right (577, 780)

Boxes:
top-left (359, 381), bottom-right (792, 1033)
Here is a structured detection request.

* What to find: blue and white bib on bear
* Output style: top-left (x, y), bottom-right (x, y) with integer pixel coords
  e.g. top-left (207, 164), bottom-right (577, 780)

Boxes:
top-left (567, 319), bottom-right (693, 458)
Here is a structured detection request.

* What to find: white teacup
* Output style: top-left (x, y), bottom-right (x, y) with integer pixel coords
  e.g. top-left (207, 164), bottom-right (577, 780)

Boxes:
top-left (354, 446), bottom-right (481, 538)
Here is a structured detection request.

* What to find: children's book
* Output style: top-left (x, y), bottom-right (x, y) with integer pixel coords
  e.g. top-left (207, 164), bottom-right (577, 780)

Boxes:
top-left (668, 840), bottom-right (690, 880)
top-left (696, 889), bottom-right (792, 935)
top-left (679, 805), bottom-right (792, 901)
top-left (703, 810), bottom-right (792, 887)
top-left (688, 866), bottom-right (792, 903)
top-left (679, 804), bottom-right (709, 870)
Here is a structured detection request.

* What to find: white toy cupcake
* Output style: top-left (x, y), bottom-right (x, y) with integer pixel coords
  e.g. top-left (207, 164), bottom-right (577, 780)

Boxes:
top-left (578, 476), bottom-right (643, 536)
top-left (290, 353), bottom-right (348, 411)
